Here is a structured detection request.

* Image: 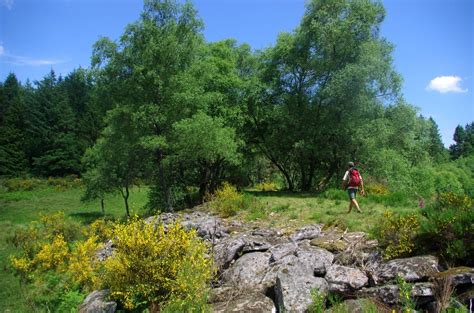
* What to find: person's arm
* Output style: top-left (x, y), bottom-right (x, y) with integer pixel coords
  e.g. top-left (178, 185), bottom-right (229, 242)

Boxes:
top-left (360, 176), bottom-right (365, 196)
top-left (342, 171), bottom-right (348, 190)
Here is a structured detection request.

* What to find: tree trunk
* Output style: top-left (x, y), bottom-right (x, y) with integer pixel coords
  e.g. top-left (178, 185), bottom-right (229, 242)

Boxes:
top-left (157, 149), bottom-right (173, 212)
top-left (121, 186), bottom-right (130, 217)
top-left (100, 198), bottom-right (105, 215)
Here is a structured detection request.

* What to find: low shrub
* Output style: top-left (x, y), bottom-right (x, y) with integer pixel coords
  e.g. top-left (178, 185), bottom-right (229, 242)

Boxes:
top-left (437, 192), bottom-right (473, 211)
top-left (371, 211), bottom-right (420, 260)
top-left (102, 218), bottom-right (213, 311)
top-left (365, 182), bottom-right (389, 195)
top-left (419, 201), bottom-right (474, 265)
top-left (255, 181), bottom-right (278, 192)
top-left (8, 212), bottom-right (100, 309)
top-left (1, 177), bottom-right (43, 191)
top-left (395, 274), bottom-right (416, 312)
top-left (208, 182), bottom-right (246, 217)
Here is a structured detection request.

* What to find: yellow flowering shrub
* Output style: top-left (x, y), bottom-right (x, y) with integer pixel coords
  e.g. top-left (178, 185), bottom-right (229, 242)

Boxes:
top-left (208, 182), bottom-right (244, 217)
top-left (372, 211), bottom-right (420, 260)
top-left (365, 182), bottom-right (389, 195)
top-left (101, 218), bottom-right (213, 311)
top-left (255, 181), bottom-right (278, 192)
top-left (84, 219), bottom-right (114, 242)
top-left (33, 234), bottom-right (70, 271)
top-left (438, 192), bottom-right (472, 211)
top-left (67, 236), bottom-right (103, 289)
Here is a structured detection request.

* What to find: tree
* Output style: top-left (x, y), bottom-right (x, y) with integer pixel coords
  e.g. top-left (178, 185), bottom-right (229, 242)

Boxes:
top-left (0, 73), bottom-right (28, 176)
top-left (450, 122), bottom-right (474, 160)
top-left (246, 0), bottom-right (401, 191)
top-left (171, 112), bottom-right (241, 200)
top-left (82, 107), bottom-right (150, 217)
top-left (91, 0), bottom-right (204, 211)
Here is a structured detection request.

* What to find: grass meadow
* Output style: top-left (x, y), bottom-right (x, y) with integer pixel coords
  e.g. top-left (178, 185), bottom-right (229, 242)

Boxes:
top-left (0, 184), bottom-right (149, 312)
top-left (0, 182), bottom-right (418, 311)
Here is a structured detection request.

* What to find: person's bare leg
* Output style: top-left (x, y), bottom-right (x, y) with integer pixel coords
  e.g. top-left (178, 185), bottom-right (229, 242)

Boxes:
top-left (351, 199), bottom-right (362, 212)
top-left (347, 201), bottom-right (353, 213)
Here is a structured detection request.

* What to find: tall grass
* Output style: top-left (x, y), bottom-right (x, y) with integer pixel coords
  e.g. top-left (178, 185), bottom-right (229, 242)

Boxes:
top-left (0, 180), bottom-right (149, 311)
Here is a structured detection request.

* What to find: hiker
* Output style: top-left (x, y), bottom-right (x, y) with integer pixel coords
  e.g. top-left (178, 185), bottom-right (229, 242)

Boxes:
top-left (342, 162), bottom-right (365, 213)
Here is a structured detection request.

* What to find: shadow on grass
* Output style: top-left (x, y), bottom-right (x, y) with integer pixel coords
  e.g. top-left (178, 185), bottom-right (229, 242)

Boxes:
top-left (68, 211), bottom-right (117, 224)
top-left (245, 190), bottom-right (320, 199)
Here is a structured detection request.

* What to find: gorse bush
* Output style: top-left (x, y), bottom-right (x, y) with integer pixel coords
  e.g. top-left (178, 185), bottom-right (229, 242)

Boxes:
top-left (9, 212), bottom-right (102, 310)
top-left (437, 192), bottom-right (473, 211)
top-left (255, 181), bottom-right (278, 192)
top-left (419, 195), bottom-right (474, 265)
top-left (372, 211), bottom-right (420, 260)
top-left (208, 182), bottom-right (246, 217)
top-left (102, 218), bottom-right (213, 312)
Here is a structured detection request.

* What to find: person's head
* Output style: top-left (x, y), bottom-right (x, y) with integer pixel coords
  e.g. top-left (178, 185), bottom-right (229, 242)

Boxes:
top-left (347, 161), bottom-right (355, 169)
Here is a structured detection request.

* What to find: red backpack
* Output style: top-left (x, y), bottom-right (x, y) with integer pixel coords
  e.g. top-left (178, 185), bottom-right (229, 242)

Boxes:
top-left (348, 168), bottom-right (361, 187)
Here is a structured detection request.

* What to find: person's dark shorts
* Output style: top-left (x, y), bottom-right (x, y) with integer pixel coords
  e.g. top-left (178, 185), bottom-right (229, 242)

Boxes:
top-left (347, 188), bottom-right (358, 200)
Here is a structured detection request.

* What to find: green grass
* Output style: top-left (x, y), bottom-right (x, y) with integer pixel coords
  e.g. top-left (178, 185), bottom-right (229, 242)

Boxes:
top-left (240, 188), bottom-right (418, 233)
top-left (0, 184), bottom-right (149, 312)
top-left (0, 183), bottom-right (418, 312)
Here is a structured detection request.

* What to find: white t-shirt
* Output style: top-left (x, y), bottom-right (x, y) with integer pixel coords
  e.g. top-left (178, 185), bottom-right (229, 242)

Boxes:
top-left (343, 169), bottom-right (362, 189)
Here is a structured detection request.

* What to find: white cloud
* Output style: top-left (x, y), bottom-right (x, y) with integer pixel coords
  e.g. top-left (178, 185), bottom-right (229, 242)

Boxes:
top-left (1, 0), bottom-right (14, 10)
top-left (427, 76), bottom-right (468, 93)
top-left (0, 46), bottom-right (65, 66)
top-left (9, 56), bottom-right (63, 66)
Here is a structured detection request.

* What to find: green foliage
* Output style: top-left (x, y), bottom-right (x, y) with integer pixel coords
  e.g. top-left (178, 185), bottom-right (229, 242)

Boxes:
top-left (101, 218), bottom-right (212, 311)
top-left (395, 274), bottom-right (416, 312)
top-left (8, 212), bottom-right (99, 310)
top-left (449, 122), bottom-right (474, 160)
top-left (208, 182), bottom-right (246, 217)
top-left (419, 193), bottom-right (474, 265)
top-left (57, 290), bottom-right (86, 313)
top-left (307, 288), bottom-right (326, 313)
top-left (372, 211), bottom-right (420, 259)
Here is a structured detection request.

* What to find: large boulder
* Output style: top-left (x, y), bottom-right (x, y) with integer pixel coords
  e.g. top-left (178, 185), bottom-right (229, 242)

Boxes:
top-left (357, 282), bottom-right (435, 305)
top-left (290, 224), bottom-right (323, 241)
top-left (431, 267), bottom-right (474, 287)
top-left (268, 242), bottom-right (299, 263)
top-left (212, 291), bottom-right (276, 313)
top-left (275, 266), bottom-right (328, 313)
top-left (79, 290), bottom-right (116, 313)
top-left (221, 252), bottom-right (271, 290)
top-left (325, 265), bottom-right (369, 292)
top-left (213, 234), bottom-right (273, 272)
top-left (372, 256), bottom-right (439, 284)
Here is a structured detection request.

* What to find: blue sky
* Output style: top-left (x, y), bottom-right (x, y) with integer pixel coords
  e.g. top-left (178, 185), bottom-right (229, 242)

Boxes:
top-left (0, 0), bottom-right (472, 147)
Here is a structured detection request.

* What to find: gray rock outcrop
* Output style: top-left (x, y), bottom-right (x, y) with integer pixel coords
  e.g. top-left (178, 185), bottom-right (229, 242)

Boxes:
top-left (79, 290), bottom-right (116, 313)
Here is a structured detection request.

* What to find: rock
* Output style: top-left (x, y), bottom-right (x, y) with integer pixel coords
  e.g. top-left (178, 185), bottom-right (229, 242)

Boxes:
top-left (241, 235), bottom-right (272, 253)
top-left (431, 267), bottom-right (474, 287)
top-left (146, 211), bottom-right (230, 240)
top-left (290, 224), bottom-right (323, 241)
top-left (213, 237), bottom-right (246, 271)
top-left (358, 285), bottom-right (399, 305)
top-left (268, 242), bottom-right (298, 263)
top-left (221, 252), bottom-right (271, 290)
top-left (295, 246), bottom-right (334, 276)
top-left (358, 282), bottom-right (435, 305)
top-left (79, 290), bottom-right (116, 313)
top-left (373, 255), bottom-right (439, 284)
top-left (310, 232), bottom-right (347, 253)
top-left (96, 240), bottom-right (114, 262)
top-left (275, 267), bottom-right (328, 313)
top-left (213, 234), bottom-right (273, 272)
top-left (325, 265), bottom-right (369, 292)
top-left (212, 291), bottom-right (276, 313)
